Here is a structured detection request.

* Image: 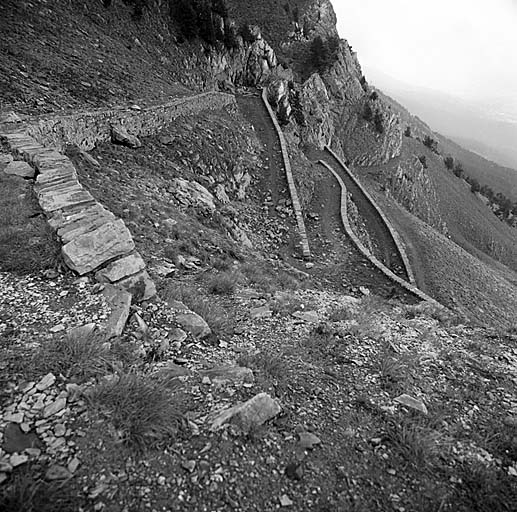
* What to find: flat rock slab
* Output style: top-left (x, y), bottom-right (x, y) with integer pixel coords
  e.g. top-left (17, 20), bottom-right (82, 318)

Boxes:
top-left (96, 253), bottom-right (146, 283)
top-left (38, 185), bottom-right (94, 212)
top-left (103, 285), bottom-right (132, 338)
top-left (62, 219), bottom-right (135, 275)
top-left (2, 423), bottom-right (42, 454)
top-left (395, 394), bottom-right (428, 414)
top-left (210, 392), bottom-right (281, 432)
top-left (4, 160), bottom-right (35, 178)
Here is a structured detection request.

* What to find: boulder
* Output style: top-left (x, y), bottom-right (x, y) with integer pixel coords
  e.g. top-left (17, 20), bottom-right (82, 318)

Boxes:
top-left (62, 219), bottom-right (135, 275)
top-left (176, 311), bottom-right (211, 339)
top-left (4, 160), bottom-right (35, 178)
top-left (111, 125), bottom-right (142, 148)
top-left (172, 178), bottom-right (215, 211)
top-left (210, 392), bottom-right (281, 431)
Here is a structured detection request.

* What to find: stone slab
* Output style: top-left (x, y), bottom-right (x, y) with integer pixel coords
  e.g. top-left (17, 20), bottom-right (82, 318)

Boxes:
top-left (3, 160), bottom-right (35, 178)
top-left (62, 219), bottom-right (135, 275)
top-left (38, 186), bottom-right (95, 212)
top-left (96, 253), bottom-right (146, 283)
top-left (103, 285), bottom-right (132, 338)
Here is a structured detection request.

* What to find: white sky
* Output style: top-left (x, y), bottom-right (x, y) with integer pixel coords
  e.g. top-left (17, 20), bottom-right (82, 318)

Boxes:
top-left (334, 0), bottom-right (517, 105)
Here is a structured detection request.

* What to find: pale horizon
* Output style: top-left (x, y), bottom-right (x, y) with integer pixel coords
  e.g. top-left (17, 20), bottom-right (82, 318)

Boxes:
top-left (333, 0), bottom-right (517, 115)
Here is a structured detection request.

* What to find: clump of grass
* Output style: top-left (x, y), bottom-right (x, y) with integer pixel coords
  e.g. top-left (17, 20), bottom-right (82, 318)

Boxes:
top-left (379, 353), bottom-right (408, 391)
top-left (0, 174), bottom-right (62, 273)
top-left (385, 418), bottom-right (443, 468)
top-left (163, 283), bottom-right (233, 336)
top-left (236, 351), bottom-right (286, 381)
top-left (0, 466), bottom-right (80, 512)
top-left (402, 301), bottom-right (464, 326)
top-left (240, 262), bottom-right (299, 293)
top-left (453, 463), bottom-right (517, 511)
top-left (87, 372), bottom-right (184, 449)
top-left (27, 331), bottom-right (136, 382)
top-left (207, 271), bottom-right (239, 295)
top-left (328, 305), bottom-right (354, 323)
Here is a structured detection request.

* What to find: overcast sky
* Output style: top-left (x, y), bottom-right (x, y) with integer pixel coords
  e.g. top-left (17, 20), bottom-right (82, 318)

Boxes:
top-left (334, 0), bottom-right (517, 108)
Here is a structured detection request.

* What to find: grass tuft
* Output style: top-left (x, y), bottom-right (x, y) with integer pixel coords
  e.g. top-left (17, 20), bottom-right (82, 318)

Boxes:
top-left (0, 466), bottom-right (80, 512)
top-left (207, 271), bottom-right (239, 295)
top-left (27, 331), bottom-right (136, 382)
top-left (163, 283), bottom-right (233, 336)
top-left (0, 173), bottom-right (62, 274)
top-left (87, 372), bottom-right (184, 449)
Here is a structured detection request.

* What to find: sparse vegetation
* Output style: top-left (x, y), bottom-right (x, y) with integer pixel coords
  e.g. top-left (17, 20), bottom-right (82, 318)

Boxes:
top-left (418, 155), bottom-right (428, 169)
top-left (309, 35), bottom-right (340, 74)
top-left (207, 270), bottom-right (239, 295)
top-left (0, 466), bottom-right (80, 512)
top-left (162, 282), bottom-right (233, 336)
top-left (423, 135), bottom-right (438, 152)
top-left (0, 173), bottom-right (62, 274)
top-left (87, 372), bottom-right (184, 449)
top-left (27, 330), bottom-right (133, 382)
top-left (373, 110), bottom-right (384, 134)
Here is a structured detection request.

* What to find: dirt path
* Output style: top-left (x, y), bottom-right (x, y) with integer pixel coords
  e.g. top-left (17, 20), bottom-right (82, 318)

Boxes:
top-left (236, 94), bottom-right (287, 209)
top-left (318, 150), bottom-right (408, 281)
top-left (305, 165), bottom-right (415, 300)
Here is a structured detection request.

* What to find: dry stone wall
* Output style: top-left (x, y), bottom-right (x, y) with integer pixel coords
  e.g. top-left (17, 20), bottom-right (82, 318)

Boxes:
top-left (0, 92), bottom-right (236, 301)
top-left (326, 147), bottom-right (415, 285)
top-left (261, 89), bottom-right (311, 260)
top-left (26, 92), bottom-right (235, 151)
top-left (319, 158), bottom-right (443, 308)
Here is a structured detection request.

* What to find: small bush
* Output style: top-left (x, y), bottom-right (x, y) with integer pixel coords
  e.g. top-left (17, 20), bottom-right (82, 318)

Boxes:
top-left (362, 103), bottom-right (373, 122)
top-left (207, 271), bottom-right (238, 295)
top-left (87, 373), bottom-right (184, 449)
top-left (423, 135), bottom-right (438, 152)
top-left (444, 156), bottom-right (454, 170)
top-left (373, 110), bottom-right (384, 134)
top-left (404, 126), bottom-right (411, 137)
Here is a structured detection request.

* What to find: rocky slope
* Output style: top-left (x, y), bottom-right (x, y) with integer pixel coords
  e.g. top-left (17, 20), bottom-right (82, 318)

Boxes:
top-left (1, 1), bottom-right (517, 511)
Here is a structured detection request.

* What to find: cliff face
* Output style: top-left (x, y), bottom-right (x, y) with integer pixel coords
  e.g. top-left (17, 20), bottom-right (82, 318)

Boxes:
top-left (263, 1), bottom-right (402, 167)
top-left (386, 156), bottom-right (448, 234)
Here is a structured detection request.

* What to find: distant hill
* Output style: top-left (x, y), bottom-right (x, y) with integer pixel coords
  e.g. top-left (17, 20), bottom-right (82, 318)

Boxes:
top-left (368, 68), bottom-right (517, 172)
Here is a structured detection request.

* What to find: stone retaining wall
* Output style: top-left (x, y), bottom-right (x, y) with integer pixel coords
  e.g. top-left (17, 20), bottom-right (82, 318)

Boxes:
top-left (325, 147), bottom-right (416, 285)
top-left (0, 92), bottom-right (236, 301)
top-left (319, 159), bottom-right (443, 307)
top-left (26, 92), bottom-right (236, 151)
top-left (261, 89), bottom-right (311, 260)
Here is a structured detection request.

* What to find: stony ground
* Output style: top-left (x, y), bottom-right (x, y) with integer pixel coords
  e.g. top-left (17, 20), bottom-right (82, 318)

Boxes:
top-left (1, 1), bottom-right (517, 510)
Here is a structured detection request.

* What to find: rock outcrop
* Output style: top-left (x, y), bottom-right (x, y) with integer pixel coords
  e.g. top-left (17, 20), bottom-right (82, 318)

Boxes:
top-left (386, 156), bottom-right (448, 234)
